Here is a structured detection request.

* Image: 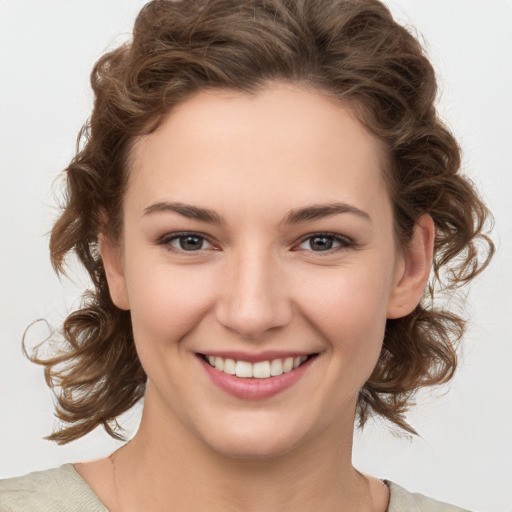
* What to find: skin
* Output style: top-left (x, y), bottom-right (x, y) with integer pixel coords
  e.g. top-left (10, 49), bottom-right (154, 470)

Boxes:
top-left (76, 83), bottom-right (434, 512)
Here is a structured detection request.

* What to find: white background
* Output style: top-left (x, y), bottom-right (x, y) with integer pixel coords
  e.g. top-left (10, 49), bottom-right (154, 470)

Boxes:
top-left (1, 1), bottom-right (511, 510)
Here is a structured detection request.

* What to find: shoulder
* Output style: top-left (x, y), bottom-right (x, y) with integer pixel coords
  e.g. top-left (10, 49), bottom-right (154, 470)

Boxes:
top-left (387, 481), bottom-right (472, 512)
top-left (0, 464), bottom-right (108, 512)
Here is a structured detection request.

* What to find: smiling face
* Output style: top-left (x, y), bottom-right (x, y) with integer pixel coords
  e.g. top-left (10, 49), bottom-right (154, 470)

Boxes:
top-left (102, 83), bottom-right (432, 459)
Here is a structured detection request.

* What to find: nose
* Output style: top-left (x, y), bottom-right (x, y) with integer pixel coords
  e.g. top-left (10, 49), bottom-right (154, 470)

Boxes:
top-left (215, 249), bottom-right (293, 340)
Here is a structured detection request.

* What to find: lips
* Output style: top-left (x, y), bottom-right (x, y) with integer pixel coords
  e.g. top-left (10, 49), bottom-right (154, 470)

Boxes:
top-left (197, 351), bottom-right (317, 400)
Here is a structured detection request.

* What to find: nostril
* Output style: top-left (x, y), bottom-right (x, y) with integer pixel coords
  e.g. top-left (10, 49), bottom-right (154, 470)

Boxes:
top-left (215, 300), bottom-right (293, 339)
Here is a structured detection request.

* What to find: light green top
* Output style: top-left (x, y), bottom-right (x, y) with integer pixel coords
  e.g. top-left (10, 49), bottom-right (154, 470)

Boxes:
top-left (0, 464), bottom-right (471, 511)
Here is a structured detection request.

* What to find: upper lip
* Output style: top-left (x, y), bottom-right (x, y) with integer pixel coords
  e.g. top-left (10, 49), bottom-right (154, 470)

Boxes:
top-left (197, 350), bottom-right (317, 363)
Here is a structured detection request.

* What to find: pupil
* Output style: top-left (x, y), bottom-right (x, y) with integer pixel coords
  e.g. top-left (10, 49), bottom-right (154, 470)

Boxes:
top-left (180, 236), bottom-right (202, 250)
top-left (311, 236), bottom-right (332, 251)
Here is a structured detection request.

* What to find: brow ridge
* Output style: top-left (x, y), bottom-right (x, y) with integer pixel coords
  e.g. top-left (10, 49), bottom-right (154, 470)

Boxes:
top-left (143, 201), bottom-right (225, 224)
top-left (143, 200), bottom-right (370, 225)
top-left (283, 202), bottom-right (371, 224)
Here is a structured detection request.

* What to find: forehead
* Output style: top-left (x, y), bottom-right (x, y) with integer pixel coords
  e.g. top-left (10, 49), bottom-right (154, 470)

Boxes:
top-left (127, 84), bottom-right (391, 221)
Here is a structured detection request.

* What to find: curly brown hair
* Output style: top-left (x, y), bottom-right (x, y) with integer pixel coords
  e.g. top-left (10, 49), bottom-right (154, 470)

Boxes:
top-left (28, 0), bottom-right (493, 444)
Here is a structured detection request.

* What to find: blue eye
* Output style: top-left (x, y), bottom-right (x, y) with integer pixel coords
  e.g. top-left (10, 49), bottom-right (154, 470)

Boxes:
top-left (160, 233), bottom-right (214, 252)
top-left (297, 233), bottom-right (351, 252)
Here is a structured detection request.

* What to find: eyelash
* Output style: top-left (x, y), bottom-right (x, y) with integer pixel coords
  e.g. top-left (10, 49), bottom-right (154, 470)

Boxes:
top-left (295, 232), bottom-right (354, 254)
top-left (157, 232), bottom-right (216, 252)
top-left (157, 231), bottom-right (355, 255)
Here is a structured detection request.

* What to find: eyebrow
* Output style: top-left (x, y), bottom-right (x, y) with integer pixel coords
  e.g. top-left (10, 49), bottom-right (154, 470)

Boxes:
top-left (143, 201), bottom-right (225, 224)
top-left (283, 202), bottom-right (371, 224)
top-left (143, 200), bottom-right (371, 225)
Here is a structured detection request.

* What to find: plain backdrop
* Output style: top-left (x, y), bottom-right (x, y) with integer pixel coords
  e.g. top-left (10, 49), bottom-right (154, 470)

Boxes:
top-left (1, 1), bottom-right (511, 511)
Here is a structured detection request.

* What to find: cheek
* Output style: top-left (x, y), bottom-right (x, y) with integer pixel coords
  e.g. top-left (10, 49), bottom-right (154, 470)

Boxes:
top-left (293, 260), bottom-right (393, 368)
top-left (124, 259), bottom-right (217, 347)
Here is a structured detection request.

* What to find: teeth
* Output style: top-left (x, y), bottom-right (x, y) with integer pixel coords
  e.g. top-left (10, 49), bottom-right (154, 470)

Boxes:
top-left (215, 356), bottom-right (224, 371)
top-left (253, 361), bottom-right (271, 379)
top-left (294, 356), bottom-right (307, 369)
top-left (235, 360), bottom-right (253, 378)
top-left (223, 358), bottom-right (236, 375)
top-left (206, 354), bottom-right (310, 379)
top-left (270, 359), bottom-right (283, 376)
top-left (282, 357), bottom-right (294, 373)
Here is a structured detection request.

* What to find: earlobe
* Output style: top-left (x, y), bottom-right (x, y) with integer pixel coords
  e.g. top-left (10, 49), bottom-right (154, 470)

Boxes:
top-left (99, 233), bottom-right (130, 310)
top-left (386, 215), bottom-right (435, 319)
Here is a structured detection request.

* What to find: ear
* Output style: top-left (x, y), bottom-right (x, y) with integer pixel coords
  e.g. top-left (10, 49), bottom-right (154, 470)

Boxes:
top-left (386, 214), bottom-right (435, 319)
top-left (99, 232), bottom-right (130, 310)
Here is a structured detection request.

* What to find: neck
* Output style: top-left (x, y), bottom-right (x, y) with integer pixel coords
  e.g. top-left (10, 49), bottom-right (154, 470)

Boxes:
top-left (112, 392), bottom-right (374, 512)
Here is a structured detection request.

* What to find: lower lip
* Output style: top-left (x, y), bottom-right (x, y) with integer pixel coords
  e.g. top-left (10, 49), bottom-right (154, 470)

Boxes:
top-left (199, 356), bottom-right (316, 400)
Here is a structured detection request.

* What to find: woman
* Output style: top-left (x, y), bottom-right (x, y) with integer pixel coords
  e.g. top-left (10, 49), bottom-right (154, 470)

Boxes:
top-left (0, 0), bottom-right (499, 510)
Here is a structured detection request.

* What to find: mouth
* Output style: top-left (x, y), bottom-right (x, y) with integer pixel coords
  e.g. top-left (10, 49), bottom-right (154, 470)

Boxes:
top-left (197, 351), bottom-right (318, 400)
top-left (199, 353), bottom-right (316, 379)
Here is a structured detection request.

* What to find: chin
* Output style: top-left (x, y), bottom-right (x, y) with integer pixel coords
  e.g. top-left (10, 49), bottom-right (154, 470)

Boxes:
top-left (208, 434), bottom-right (298, 461)
top-left (197, 416), bottom-right (308, 461)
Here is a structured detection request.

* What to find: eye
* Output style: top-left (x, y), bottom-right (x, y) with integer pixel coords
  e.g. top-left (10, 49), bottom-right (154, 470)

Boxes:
top-left (159, 232), bottom-right (215, 252)
top-left (296, 233), bottom-right (352, 252)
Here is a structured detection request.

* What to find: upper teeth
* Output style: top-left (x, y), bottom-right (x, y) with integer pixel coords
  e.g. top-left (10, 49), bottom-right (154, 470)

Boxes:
top-left (206, 355), bottom-right (308, 378)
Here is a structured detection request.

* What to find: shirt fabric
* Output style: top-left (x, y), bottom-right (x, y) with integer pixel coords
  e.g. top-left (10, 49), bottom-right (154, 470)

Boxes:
top-left (0, 464), bottom-right (471, 511)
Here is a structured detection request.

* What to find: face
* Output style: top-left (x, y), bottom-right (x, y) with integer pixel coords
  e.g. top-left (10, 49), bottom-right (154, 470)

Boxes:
top-left (103, 84), bottom-right (431, 459)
